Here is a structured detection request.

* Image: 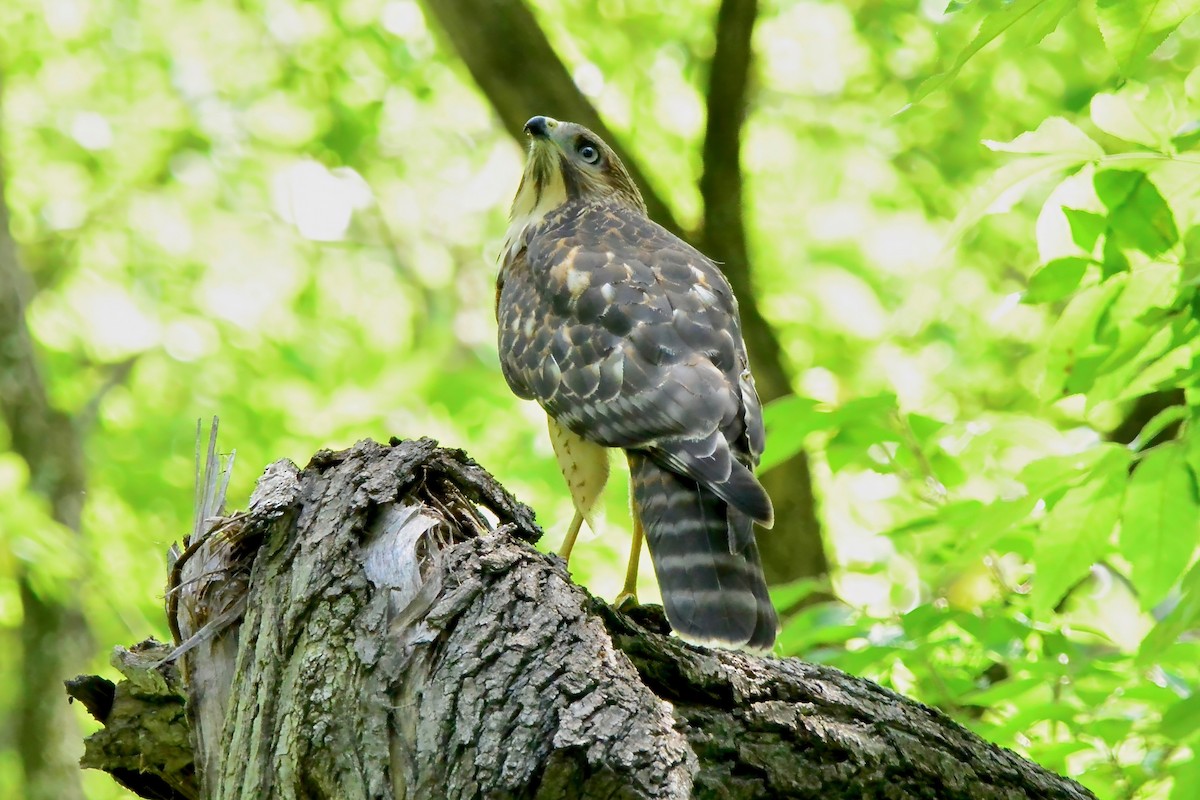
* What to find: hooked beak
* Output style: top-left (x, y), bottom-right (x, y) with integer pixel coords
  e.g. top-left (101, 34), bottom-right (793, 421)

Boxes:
top-left (523, 115), bottom-right (559, 140)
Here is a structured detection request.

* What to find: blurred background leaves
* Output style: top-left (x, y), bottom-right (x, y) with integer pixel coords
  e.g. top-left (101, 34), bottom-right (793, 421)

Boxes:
top-left (1, 0), bottom-right (1200, 798)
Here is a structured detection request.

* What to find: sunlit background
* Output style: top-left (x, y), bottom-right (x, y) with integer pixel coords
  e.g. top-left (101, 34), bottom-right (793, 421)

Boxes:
top-left (2, 0), bottom-right (1199, 797)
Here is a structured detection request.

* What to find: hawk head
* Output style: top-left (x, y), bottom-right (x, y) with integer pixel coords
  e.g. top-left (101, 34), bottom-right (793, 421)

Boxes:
top-left (505, 117), bottom-right (647, 255)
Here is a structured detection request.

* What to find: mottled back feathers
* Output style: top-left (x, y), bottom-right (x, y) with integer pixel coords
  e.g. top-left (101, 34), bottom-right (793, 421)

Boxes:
top-left (497, 120), bottom-right (778, 650)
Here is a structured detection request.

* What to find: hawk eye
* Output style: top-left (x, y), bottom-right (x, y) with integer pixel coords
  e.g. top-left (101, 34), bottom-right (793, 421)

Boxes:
top-left (577, 141), bottom-right (600, 164)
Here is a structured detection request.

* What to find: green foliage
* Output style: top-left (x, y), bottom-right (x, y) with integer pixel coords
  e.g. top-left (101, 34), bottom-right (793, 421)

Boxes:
top-left (1096, 0), bottom-right (1200, 75)
top-left (910, 0), bottom-right (1077, 105)
top-left (1, 0), bottom-right (1200, 798)
top-left (1033, 444), bottom-right (1129, 614)
top-left (1121, 443), bottom-right (1199, 608)
top-left (764, 5), bottom-right (1200, 797)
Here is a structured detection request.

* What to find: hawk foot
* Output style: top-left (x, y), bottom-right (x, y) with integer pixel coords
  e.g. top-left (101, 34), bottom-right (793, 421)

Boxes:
top-left (613, 591), bottom-right (639, 611)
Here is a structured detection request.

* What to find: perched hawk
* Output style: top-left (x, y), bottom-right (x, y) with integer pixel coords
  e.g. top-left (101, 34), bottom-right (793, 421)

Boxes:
top-left (496, 115), bottom-right (778, 650)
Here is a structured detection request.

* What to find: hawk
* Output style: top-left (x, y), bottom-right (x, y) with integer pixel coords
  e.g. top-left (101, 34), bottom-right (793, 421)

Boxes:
top-left (496, 115), bottom-right (778, 650)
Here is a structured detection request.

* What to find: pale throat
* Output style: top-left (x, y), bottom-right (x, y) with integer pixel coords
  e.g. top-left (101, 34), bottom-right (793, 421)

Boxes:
top-left (501, 159), bottom-right (567, 262)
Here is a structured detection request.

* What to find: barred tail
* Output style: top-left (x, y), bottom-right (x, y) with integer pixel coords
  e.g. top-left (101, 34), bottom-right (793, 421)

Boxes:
top-left (627, 452), bottom-right (778, 651)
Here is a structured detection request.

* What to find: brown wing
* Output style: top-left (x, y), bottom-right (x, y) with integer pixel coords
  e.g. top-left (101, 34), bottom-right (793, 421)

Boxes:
top-left (496, 200), bottom-right (771, 529)
top-left (497, 199), bottom-right (778, 650)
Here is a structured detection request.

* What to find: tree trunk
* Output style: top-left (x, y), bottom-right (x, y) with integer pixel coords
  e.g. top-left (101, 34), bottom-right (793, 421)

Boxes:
top-left (70, 438), bottom-right (1095, 800)
top-left (697, 0), bottom-right (828, 587)
top-left (0, 74), bottom-right (89, 800)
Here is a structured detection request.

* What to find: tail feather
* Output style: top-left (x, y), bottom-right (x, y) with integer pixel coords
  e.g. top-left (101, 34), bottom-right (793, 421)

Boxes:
top-left (651, 434), bottom-right (774, 529)
top-left (628, 452), bottom-right (778, 651)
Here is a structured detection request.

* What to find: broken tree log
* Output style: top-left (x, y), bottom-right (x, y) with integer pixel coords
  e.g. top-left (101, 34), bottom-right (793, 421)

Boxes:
top-left (68, 437), bottom-right (1096, 799)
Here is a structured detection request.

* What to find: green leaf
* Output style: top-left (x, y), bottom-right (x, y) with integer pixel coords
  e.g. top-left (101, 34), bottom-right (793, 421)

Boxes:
top-left (889, 499), bottom-right (983, 538)
top-left (1020, 445), bottom-right (1123, 498)
top-left (1133, 405), bottom-right (1189, 449)
top-left (1141, 558), bottom-right (1200, 658)
top-left (1113, 340), bottom-right (1200, 402)
top-left (952, 608), bottom-right (1034, 650)
top-left (1031, 741), bottom-right (1095, 772)
top-left (1063, 208), bottom-right (1106, 252)
top-left (1090, 87), bottom-right (1176, 150)
top-left (1174, 121), bottom-right (1200, 152)
top-left (965, 676), bottom-right (1046, 706)
top-left (1187, 227), bottom-right (1200, 278)
top-left (1101, 234), bottom-right (1131, 277)
top-left (900, 602), bottom-right (954, 639)
top-left (1094, 170), bottom-right (1180, 256)
top-left (1032, 445), bottom-right (1131, 614)
top-left (1188, 65), bottom-right (1200, 105)
top-left (931, 496), bottom-right (1042, 584)
top-left (1187, 419), bottom-right (1200, 477)
top-left (1088, 717), bottom-right (1135, 746)
top-left (1114, 341), bottom-right (1197, 403)
top-left (1088, 263), bottom-right (1186, 405)
top-left (944, 154), bottom-right (1097, 254)
top-left (1113, 261), bottom-right (1183, 321)
top-left (1161, 693), bottom-right (1200, 743)
top-left (1095, 0), bottom-right (1200, 76)
top-left (769, 577), bottom-right (825, 611)
top-left (830, 393), bottom-right (901, 424)
top-left (1042, 276), bottom-right (1127, 399)
top-left (777, 602), bottom-right (863, 654)
top-left (984, 117), bottom-right (1105, 159)
top-left (1026, 257), bottom-right (1090, 303)
top-left (760, 395), bottom-right (832, 474)
top-left (0, 455), bottom-right (84, 597)
top-left (1171, 754), bottom-right (1200, 800)
top-left (1119, 442), bottom-right (1200, 609)
top-left (912, 0), bottom-right (1076, 104)
top-left (1087, 323), bottom-right (1179, 408)
top-left (906, 413), bottom-right (947, 445)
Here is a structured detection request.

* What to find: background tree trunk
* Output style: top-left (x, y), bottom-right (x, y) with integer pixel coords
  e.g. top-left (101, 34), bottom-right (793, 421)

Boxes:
top-left (0, 76), bottom-right (89, 800)
top-left (71, 439), bottom-right (1095, 800)
top-left (420, 0), bottom-right (830, 590)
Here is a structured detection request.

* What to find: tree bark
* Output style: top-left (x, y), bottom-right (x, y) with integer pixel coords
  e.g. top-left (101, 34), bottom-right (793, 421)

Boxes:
top-left (71, 439), bottom-right (1095, 800)
top-left (420, 0), bottom-right (830, 589)
top-left (0, 75), bottom-right (89, 800)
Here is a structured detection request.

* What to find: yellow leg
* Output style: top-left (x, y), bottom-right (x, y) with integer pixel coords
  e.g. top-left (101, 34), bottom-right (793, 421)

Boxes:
top-left (614, 511), bottom-right (643, 610)
top-left (559, 510), bottom-right (585, 563)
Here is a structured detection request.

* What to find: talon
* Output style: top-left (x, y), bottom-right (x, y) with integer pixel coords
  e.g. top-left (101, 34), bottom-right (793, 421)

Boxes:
top-left (613, 592), bottom-right (639, 611)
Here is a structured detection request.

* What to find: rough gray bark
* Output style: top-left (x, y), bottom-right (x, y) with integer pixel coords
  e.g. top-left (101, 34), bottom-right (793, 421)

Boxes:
top-left (419, 0), bottom-right (830, 591)
top-left (71, 438), bottom-right (1095, 800)
top-left (66, 643), bottom-right (194, 800)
